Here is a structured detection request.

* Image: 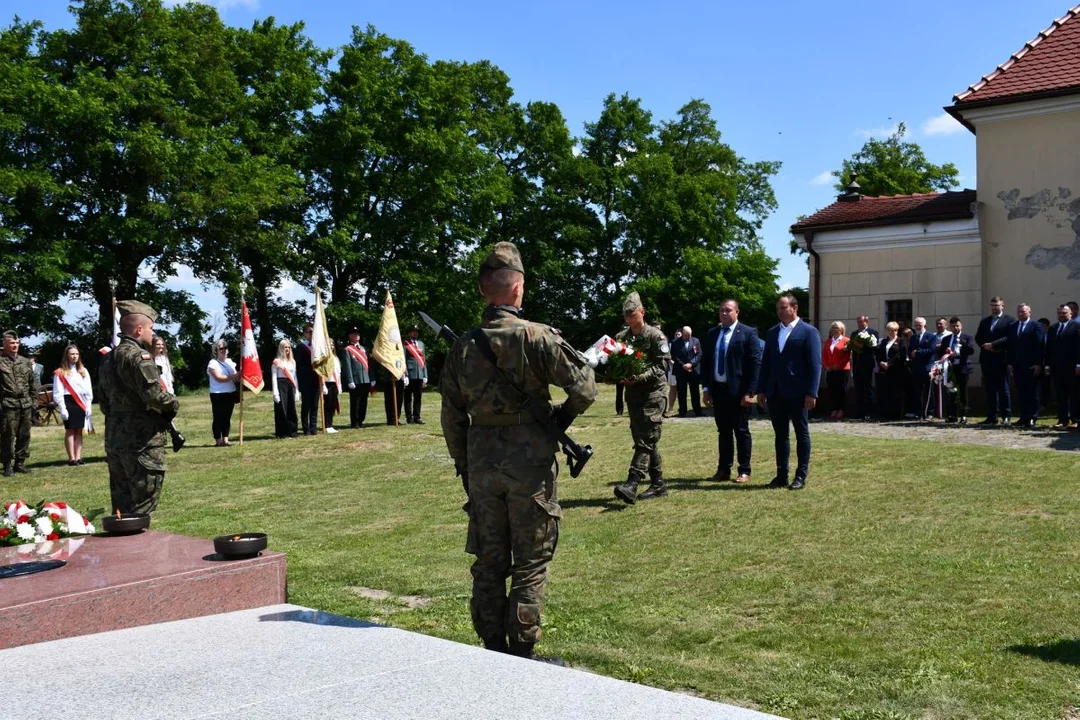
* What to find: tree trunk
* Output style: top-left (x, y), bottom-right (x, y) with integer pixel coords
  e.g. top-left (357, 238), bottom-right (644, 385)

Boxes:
top-left (250, 261), bottom-right (277, 377)
top-left (93, 264), bottom-right (139, 346)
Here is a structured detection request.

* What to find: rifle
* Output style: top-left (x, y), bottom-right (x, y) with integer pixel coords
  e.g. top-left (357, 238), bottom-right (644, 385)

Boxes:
top-left (420, 311), bottom-right (594, 478)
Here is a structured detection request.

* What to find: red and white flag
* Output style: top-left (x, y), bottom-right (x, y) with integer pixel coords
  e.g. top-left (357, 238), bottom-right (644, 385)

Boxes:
top-left (240, 301), bottom-right (264, 394)
top-left (99, 303), bottom-right (121, 355)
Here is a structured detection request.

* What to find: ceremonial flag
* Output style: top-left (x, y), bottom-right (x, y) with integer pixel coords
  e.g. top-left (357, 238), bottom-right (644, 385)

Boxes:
top-left (371, 290), bottom-right (405, 380)
top-left (239, 301), bottom-right (264, 394)
top-left (99, 302), bottom-right (121, 355)
top-left (311, 287), bottom-right (335, 379)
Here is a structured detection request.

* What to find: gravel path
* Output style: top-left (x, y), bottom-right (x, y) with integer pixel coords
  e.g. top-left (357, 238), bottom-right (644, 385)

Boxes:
top-left (663, 413), bottom-right (1080, 453)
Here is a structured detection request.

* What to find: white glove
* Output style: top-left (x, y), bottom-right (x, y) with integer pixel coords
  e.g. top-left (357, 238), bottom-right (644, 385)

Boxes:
top-left (274, 393), bottom-right (281, 404)
top-left (294, 391), bottom-right (300, 403)
top-left (421, 379), bottom-right (426, 387)
top-left (348, 382), bottom-right (356, 390)
top-left (322, 384), bottom-right (329, 396)
top-left (403, 376), bottom-right (410, 387)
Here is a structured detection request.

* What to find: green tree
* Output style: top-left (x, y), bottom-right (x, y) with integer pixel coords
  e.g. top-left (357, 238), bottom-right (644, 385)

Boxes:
top-left (834, 122), bottom-right (960, 196)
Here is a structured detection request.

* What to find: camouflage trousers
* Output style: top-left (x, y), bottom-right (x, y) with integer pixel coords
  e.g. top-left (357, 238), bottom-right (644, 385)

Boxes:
top-left (105, 414), bottom-right (167, 515)
top-left (466, 461), bottom-right (561, 645)
top-left (0, 407), bottom-right (32, 467)
top-left (627, 392), bottom-right (666, 483)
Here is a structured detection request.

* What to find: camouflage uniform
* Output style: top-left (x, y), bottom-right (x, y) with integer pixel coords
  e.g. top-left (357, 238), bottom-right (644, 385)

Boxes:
top-left (99, 304), bottom-right (179, 514)
top-left (441, 243), bottom-right (597, 654)
top-left (0, 340), bottom-right (38, 474)
top-left (614, 293), bottom-right (671, 503)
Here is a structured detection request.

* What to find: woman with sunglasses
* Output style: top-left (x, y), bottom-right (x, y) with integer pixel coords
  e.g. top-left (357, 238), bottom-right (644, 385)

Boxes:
top-left (207, 340), bottom-right (240, 446)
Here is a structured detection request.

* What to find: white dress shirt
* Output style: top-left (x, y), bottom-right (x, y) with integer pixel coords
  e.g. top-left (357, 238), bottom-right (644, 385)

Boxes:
top-left (778, 317), bottom-right (800, 353)
top-left (713, 321), bottom-right (738, 383)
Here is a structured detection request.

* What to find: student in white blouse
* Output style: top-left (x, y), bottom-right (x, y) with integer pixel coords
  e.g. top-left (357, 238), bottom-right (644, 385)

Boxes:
top-left (152, 335), bottom-right (175, 394)
top-left (54, 344), bottom-right (93, 466)
top-left (207, 340), bottom-right (240, 446)
top-left (271, 339), bottom-right (299, 438)
top-left (322, 344), bottom-right (341, 433)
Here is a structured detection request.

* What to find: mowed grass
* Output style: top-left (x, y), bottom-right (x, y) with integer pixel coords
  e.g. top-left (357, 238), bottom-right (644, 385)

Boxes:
top-left (9, 385), bottom-right (1080, 719)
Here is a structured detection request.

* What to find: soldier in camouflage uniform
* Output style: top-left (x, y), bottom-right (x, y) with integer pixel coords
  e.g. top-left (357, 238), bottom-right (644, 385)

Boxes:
top-left (441, 241), bottom-right (597, 662)
top-left (614, 292), bottom-right (671, 504)
top-left (98, 301), bottom-right (180, 514)
top-left (0, 330), bottom-right (38, 476)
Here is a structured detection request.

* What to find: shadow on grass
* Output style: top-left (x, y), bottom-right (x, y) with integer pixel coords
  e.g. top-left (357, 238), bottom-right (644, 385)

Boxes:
top-left (1008, 639), bottom-right (1080, 666)
top-left (30, 457), bottom-right (106, 468)
top-left (664, 477), bottom-right (774, 492)
top-left (561, 496), bottom-right (629, 513)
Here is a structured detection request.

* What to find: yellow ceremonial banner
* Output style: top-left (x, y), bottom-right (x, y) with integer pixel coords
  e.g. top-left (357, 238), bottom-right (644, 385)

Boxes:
top-left (371, 290), bottom-right (406, 380)
top-left (311, 288), bottom-right (335, 379)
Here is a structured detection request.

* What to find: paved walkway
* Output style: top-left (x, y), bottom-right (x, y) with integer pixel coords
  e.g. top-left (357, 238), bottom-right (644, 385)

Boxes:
top-left (1, 603), bottom-right (783, 720)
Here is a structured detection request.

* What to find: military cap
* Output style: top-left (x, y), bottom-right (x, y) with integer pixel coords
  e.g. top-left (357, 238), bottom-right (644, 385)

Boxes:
top-left (408, 324), bottom-right (420, 332)
top-left (348, 327), bottom-right (360, 335)
top-left (622, 291), bottom-right (643, 315)
top-left (116, 300), bottom-right (159, 323)
top-left (479, 241), bottom-right (524, 276)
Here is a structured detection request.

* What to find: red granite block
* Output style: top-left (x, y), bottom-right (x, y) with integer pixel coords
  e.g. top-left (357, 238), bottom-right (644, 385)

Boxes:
top-left (0, 531), bottom-right (286, 649)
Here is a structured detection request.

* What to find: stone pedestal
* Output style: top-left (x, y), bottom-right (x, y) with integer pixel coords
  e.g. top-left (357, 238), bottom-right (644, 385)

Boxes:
top-left (0, 530), bottom-right (286, 650)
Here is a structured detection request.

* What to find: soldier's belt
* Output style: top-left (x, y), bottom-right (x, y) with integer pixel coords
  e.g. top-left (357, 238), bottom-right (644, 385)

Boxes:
top-left (469, 413), bottom-right (539, 426)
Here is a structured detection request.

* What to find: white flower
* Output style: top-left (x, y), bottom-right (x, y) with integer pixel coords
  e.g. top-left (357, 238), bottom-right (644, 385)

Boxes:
top-left (35, 516), bottom-right (54, 536)
top-left (34, 534), bottom-right (47, 543)
top-left (16, 523), bottom-right (35, 541)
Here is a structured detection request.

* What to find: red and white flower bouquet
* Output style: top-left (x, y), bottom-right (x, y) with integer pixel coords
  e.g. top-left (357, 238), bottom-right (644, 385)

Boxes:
top-left (0, 500), bottom-right (97, 547)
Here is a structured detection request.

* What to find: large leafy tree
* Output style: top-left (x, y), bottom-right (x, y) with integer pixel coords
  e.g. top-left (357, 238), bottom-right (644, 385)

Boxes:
top-left (834, 122), bottom-right (960, 196)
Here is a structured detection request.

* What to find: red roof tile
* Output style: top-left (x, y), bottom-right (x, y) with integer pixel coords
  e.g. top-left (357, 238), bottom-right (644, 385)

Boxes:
top-left (954, 4), bottom-right (1080, 105)
top-left (790, 190), bottom-right (976, 234)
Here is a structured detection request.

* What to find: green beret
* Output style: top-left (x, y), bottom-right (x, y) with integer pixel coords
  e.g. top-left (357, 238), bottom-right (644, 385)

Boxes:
top-left (622, 291), bottom-right (643, 315)
top-left (116, 300), bottom-right (159, 323)
top-left (480, 241), bottom-right (524, 276)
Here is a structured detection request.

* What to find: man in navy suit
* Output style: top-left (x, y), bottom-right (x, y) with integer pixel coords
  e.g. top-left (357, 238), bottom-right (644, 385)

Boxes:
top-left (1008, 303), bottom-right (1045, 428)
top-left (975, 296), bottom-right (1016, 425)
top-left (938, 317), bottom-right (975, 423)
top-left (1045, 304), bottom-right (1077, 428)
top-left (756, 293), bottom-right (821, 490)
top-left (702, 300), bottom-right (761, 484)
top-left (294, 324), bottom-right (318, 435)
top-left (906, 317), bottom-right (937, 419)
top-left (670, 325), bottom-right (703, 417)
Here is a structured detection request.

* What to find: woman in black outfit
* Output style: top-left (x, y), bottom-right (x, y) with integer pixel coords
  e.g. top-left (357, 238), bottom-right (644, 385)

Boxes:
top-left (875, 322), bottom-right (906, 420)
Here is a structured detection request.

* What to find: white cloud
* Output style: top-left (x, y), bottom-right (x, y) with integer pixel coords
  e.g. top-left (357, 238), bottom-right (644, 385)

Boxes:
top-left (855, 123), bottom-right (902, 140)
top-left (810, 170), bottom-right (834, 186)
top-left (921, 112), bottom-right (964, 137)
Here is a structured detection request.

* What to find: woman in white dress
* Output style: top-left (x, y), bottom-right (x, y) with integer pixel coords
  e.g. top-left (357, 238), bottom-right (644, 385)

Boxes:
top-left (54, 344), bottom-right (93, 466)
top-left (271, 339), bottom-right (299, 438)
top-left (207, 340), bottom-right (240, 446)
top-left (152, 335), bottom-right (175, 394)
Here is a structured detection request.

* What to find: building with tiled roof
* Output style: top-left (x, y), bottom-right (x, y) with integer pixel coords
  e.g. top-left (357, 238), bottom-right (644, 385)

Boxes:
top-left (792, 6), bottom-right (1080, 413)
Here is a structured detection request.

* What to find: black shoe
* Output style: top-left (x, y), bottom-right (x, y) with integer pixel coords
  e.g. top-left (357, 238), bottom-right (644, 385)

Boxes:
top-left (1002, 417), bottom-right (1012, 426)
top-left (959, 417), bottom-right (968, 425)
top-left (788, 477), bottom-right (806, 490)
top-left (768, 476), bottom-right (789, 489)
top-left (67, 460), bottom-right (77, 467)
top-left (482, 636), bottom-right (508, 653)
top-left (414, 418), bottom-right (424, 425)
top-left (639, 483), bottom-right (668, 500)
top-left (694, 411), bottom-right (704, 417)
top-left (508, 640), bottom-right (566, 667)
top-left (13, 464), bottom-right (29, 474)
top-left (614, 482), bottom-right (638, 504)
top-left (946, 417), bottom-right (958, 423)
top-left (677, 412), bottom-right (687, 418)
top-left (978, 418), bottom-right (998, 425)
top-left (1, 465), bottom-right (11, 477)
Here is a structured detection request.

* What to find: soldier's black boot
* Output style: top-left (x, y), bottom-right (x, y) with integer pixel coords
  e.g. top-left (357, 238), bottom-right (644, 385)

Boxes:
top-left (614, 477), bottom-right (639, 504)
top-left (13, 463), bottom-right (29, 474)
top-left (482, 636), bottom-right (508, 653)
top-left (2, 464), bottom-right (11, 477)
top-left (639, 480), bottom-right (668, 500)
top-left (508, 640), bottom-right (566, 667)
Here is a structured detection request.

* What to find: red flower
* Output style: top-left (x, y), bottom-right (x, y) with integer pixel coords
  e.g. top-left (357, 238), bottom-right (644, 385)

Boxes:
top-left (47, 532), bottom-right (59, 541)
top-left (634, 351), bottom-right (643, 358)
top-left (0, 529), bottom-right (9, 538)
top-left (49, 513), bottom-right (61, 521)
top-left (17, 515), bottom-right (30, 524)
top-left (54, 502), bottom-right (67, 509)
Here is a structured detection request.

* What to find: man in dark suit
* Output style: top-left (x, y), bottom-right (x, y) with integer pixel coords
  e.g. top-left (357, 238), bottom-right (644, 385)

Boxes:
top-left (850, 314), bottom-right (878, 419)
top-left (670, 325), bottom-right (702, 417)
top-left (938, 317), bottom-right (975, 423)
top-left (757, 293), bottom-right (821, 490)
top-left (1007, 303), bottom-right (1045, 428)
top-left (975, 296), bottom-right (1016, 424)
top-left (294, 324), bottom-right (319, 435)
top-left (701, 300), bottom-right (761, 484)
top-left (1045, 304), bottom-right (1077, 428)
top-left (906, 317), bottom-right (936, 419)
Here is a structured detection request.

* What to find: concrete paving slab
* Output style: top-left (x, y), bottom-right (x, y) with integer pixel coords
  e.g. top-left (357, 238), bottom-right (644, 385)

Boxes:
top-left (0, 604), bottom-right (784, 720)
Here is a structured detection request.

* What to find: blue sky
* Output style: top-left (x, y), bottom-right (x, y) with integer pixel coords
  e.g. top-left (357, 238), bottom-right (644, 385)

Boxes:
top-left (7, 0), bottom-right (1076, 327)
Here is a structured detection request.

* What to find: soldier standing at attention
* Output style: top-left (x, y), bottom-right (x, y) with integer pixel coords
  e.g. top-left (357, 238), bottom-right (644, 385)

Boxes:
top-left (0, 331), bottom-right (38, 476)
top-left (403, 324), bottom-right (428, 424)
top-left (614, 292), bottom-right (671, 504)
top-left (98, 301), bottom-right (179, 514)
top-left (441, 241), bottom-right (597, 663)
top-left (342, 327), bottom-right (374, 429)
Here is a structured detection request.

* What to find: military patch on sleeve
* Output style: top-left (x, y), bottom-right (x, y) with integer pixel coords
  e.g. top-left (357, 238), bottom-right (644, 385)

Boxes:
top-left (660, 343), bottom-right (670, 354)
top-left (141, 353), bottom-right (152, 360)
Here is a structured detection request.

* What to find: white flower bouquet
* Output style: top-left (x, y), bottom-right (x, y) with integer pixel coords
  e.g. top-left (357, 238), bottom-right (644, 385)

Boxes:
top-left (0, 500), bottom-right (97, 547)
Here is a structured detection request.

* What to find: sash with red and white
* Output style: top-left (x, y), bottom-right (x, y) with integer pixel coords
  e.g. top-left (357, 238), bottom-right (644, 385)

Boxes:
top-left (345, 344), bottom-right (369, 371)
top-left (273, 359), bottom-right (297, 389)
top-left (54, 369), bottom-right (89, 415)
top-left (405, 340), bottom-right (426, 368)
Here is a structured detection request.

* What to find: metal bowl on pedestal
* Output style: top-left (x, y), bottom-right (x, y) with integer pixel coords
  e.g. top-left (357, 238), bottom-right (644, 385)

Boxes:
top-left (213, 533), bottom-right (268, 559)
top-left (101, 513), bottom-right (151, 535)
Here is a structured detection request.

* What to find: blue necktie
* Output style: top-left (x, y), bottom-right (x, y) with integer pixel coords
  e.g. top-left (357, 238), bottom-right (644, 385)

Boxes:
top-left (715, 327), bottom-right (728, 380)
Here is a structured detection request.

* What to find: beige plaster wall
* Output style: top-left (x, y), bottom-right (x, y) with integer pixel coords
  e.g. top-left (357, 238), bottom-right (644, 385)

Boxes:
top-left (976, 107), bottom-right (1080, 318)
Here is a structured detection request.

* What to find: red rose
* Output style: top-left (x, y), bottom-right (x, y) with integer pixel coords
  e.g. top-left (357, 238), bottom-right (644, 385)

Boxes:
top-left (17, 515), bottom-right (30, 524)
top-left (49, 513), bottom-right (61, 521)
top-left (634, 351), bottom-right (643, 358)
top-left (47, 532), bottom-right (59, 541)
top-left (0, 529), bottom-right (9, 538)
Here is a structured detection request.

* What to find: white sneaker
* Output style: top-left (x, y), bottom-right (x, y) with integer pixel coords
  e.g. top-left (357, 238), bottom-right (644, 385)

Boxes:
top-left (326, 427), bottom-right (338, 434)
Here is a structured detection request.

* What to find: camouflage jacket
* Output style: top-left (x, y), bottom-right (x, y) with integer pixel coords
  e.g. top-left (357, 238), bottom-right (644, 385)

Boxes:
top-left (0, 353), bottom-right (38, 410)
top-left (441, 305), bottom-right (597, 471)
top-left (99, 336), bottom-right (179, 419)
top-left (615, 324), bottom-right (670, 400)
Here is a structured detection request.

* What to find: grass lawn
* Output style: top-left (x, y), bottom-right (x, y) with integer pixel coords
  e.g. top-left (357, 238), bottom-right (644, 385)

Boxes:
top-left (9, 385), bottom-right (1080, 719)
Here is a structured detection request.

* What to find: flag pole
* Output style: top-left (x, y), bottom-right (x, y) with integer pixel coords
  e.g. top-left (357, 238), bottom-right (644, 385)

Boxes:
top-left (238, 284), bottom-right (246, 447)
